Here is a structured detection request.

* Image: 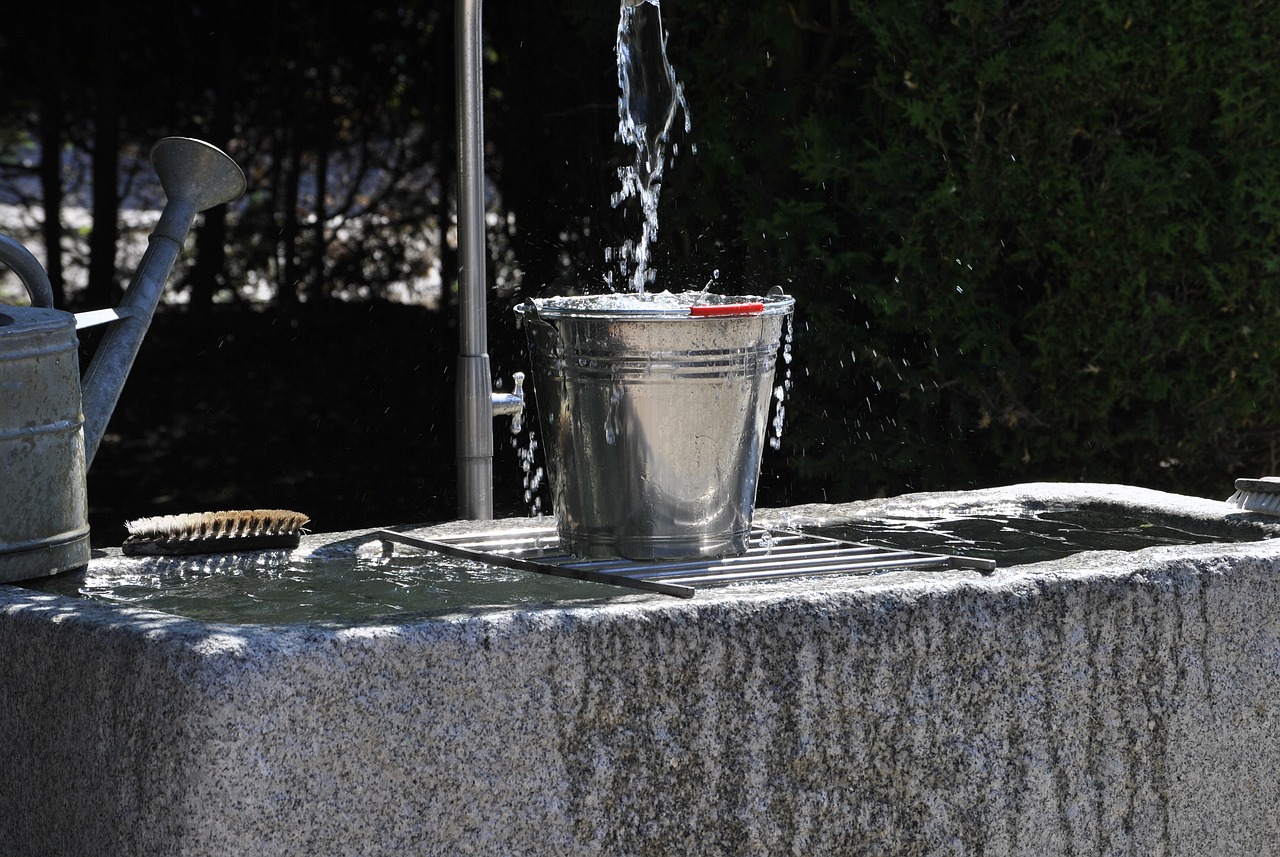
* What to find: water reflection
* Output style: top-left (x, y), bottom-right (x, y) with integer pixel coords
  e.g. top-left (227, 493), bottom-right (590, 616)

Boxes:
top-left (811, 509), bottom-right (1243, 567)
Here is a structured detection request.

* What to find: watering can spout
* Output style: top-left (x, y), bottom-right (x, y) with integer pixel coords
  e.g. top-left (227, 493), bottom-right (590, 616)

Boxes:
top-left (79, 137), bottom-right (245, 466)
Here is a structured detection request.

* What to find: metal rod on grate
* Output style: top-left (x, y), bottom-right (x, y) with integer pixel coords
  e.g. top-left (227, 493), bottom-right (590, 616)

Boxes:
top-left (375, 529), bottom-right (697, 598)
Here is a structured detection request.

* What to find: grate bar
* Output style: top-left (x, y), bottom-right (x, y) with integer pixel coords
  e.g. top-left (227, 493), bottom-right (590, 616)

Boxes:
top-left (622, 546), bottom-right (933, 579)
top-left (376, 526), bottom-right (995, 599)
top-left (641, 553), bottom-right (957, 586)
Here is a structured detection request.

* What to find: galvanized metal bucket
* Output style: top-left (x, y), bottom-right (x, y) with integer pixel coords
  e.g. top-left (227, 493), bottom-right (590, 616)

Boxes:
top-left (515, 290), bottom-right (794, 560)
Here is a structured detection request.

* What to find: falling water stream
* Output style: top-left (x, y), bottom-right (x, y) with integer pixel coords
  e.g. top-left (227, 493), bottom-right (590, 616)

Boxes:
top-left (608, 0), bottom-right (690, 293)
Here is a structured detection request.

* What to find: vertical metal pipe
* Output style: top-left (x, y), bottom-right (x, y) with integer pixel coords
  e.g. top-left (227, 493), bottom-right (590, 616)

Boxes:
top-left (455, 0), bottom-right (494, 519)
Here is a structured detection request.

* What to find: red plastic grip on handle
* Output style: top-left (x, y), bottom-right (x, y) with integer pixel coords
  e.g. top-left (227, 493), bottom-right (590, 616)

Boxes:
top-left (689, 302), bottom-right (766, 317)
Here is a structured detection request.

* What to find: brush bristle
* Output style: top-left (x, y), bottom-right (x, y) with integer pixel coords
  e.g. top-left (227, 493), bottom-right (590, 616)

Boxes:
top-left (1226, 477), bottom-right (1280, 516)
top-left (122, 510), bottom-right (310, 555)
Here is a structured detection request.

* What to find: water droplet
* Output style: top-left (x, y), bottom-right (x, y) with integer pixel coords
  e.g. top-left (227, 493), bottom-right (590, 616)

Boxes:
top-left (512, 428), bottom-right (547, 516)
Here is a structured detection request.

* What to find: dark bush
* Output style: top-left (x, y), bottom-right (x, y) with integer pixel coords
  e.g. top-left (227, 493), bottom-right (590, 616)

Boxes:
top-left (645, 0), bottom-right (1280, 501)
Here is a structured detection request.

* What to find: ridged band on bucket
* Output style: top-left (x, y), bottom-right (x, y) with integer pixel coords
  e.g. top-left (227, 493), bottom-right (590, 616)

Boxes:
top-left (516, 291), bottom-right (795, 560)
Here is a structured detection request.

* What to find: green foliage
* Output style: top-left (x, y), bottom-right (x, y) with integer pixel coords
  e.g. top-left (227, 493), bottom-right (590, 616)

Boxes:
top-left (649, 0), bottom-right (1280, 500)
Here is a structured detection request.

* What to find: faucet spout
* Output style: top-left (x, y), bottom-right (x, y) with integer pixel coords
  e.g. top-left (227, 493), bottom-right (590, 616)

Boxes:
top-left (492, 372), bottom-right (525, 420)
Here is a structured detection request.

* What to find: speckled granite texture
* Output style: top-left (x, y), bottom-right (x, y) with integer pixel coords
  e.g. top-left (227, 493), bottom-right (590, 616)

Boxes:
top-left (2, 484), bottom-right (1279, 856)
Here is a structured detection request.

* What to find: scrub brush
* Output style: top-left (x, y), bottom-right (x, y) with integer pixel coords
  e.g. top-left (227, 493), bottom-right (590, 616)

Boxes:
top-left (122, 510), bottom-right (310, 556)
top-left (1226, 478), bottom-right (1280, 516)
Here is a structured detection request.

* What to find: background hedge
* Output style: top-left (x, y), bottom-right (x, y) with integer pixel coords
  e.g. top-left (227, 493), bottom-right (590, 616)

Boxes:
top-left (645, 0), bottom-right (1280, 501)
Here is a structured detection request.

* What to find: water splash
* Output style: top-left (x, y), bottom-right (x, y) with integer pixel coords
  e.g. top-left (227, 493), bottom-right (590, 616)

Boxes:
top-left (759, 530), bottom-right (775, 554)
top-left (612, 0), bottom-right (690, 292)
top-left (768, 312), bottom-right (794, 450)
top-left (512, 428), bottom-right (546, 517)
top-left (701, 268), bottom-right (720, 293)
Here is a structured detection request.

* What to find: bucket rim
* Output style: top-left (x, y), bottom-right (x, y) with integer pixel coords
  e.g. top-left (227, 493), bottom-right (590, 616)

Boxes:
top-left (515, 290), bottom-right (795, 321)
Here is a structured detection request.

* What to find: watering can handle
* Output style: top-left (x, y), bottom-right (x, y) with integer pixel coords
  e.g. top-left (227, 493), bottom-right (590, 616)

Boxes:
top-left (0, 234), bottom-right (56, 309)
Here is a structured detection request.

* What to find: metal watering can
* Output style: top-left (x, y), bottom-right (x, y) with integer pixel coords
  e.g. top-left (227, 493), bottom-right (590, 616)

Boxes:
top-left (0, 137), bottom-right (245, 582)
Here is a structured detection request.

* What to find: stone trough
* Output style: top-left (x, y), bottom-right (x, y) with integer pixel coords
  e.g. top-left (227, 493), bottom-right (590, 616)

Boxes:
top-left (2, 482), bottom-right (1279, 855)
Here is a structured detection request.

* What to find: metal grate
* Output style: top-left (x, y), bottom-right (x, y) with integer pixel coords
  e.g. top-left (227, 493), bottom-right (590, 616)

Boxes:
top-left (375, 526), bottom-right (996, 599)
